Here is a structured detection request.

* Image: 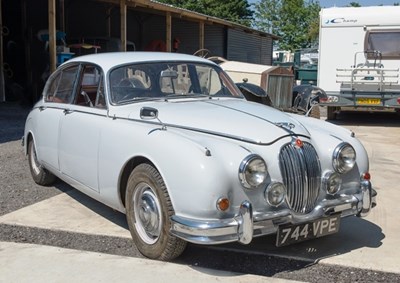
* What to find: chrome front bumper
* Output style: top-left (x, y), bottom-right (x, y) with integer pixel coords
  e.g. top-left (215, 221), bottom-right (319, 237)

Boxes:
top-left (170, 182), bottom-right (377, 245)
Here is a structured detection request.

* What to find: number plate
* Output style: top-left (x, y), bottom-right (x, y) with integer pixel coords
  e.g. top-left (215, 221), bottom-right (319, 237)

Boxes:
top-left (356, 98), bottom-right (381, 105)
top-left (276, 214), bottom-right (341, 247)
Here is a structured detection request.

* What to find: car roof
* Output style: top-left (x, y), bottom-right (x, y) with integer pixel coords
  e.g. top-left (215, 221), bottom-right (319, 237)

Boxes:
top-left (64, 52), bottom-right (216, 71)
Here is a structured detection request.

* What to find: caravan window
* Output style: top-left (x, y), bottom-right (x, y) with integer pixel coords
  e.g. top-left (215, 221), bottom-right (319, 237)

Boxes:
top-left (365, 29), bottom-right (400, 59)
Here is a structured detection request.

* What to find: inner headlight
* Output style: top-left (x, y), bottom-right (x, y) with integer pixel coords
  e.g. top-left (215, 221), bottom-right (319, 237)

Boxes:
top-left (333, 143), bottom-right (356, 174)
top-left (239, 154), bottom-right (268, 189)
top-left (265, 182), bottom-right (286, 206)
top-left (323, 171), bottom-right (342, 195)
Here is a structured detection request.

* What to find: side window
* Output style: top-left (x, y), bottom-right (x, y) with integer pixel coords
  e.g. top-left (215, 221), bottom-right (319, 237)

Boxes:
top-left (365, 29), bottom-right (400, 59)
top-left (95, 76), bottom-right (106, 108)
top-left (45, 66), bottom-right (78, 103)
top-left (44, 72), bottom-right (61, 102)
top-left (77, 65), bottom-right (105, 108)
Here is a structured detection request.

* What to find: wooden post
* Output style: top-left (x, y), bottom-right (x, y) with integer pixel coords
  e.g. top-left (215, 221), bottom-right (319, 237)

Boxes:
top-left (48, 0), bottom-right (56, 73)
top-left (199, 21), bottom-right (204, 51)
top-left (166, 12), bottom-right (171, 52)
top-left (0, 0), bottom-right (5, 102)
top-left (120, 0), bottom-right (127, 51)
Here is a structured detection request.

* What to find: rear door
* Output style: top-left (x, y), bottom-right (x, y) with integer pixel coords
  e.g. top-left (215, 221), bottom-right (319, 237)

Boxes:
top-left (35, 65), bottom-right (79, 171)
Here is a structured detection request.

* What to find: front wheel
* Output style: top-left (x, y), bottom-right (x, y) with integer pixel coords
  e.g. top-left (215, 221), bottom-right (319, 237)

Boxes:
top-left (125, 163), bottom-right (186, 260)
top-left (28, 139), bottom-right (56, 186)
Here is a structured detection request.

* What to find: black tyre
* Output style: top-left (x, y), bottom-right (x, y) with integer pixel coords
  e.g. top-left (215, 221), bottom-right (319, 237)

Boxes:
top-left (327, 106), bottom-right (337, 120)
top-left (125, 163), bottom-right (187, 260)
top-left (28, 139), bottom-right (56, 186)
top-left (309, 105), bottom-right (321, 119)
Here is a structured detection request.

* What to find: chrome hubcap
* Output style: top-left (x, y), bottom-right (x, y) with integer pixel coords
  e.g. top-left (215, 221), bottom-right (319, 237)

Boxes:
top-left (133, 183), bottom-right (162, 244)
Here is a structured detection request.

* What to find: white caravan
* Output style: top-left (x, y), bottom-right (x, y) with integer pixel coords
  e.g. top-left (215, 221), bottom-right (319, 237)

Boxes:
top-left (318, 6), bottom-right (400, 119)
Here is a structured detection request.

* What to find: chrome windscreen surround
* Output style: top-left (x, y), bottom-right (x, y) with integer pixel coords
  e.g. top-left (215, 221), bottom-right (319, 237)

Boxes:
top-left (279, 141), bottom-right (321, 214)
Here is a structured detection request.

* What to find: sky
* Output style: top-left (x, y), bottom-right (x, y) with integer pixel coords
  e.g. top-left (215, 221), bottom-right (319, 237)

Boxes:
top-left (319, 0), bottom-right (398, 7)
top-left (248, 0), bottom-right (399, 7)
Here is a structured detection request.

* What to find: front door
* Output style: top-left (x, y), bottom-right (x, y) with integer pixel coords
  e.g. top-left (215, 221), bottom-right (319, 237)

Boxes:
top-left (58, 65), bottom-right (106, 192)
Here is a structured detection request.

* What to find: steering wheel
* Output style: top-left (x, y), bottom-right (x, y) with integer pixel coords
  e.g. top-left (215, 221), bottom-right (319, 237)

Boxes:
top-left (118, 78), bottom-right (135, 88)
top-left (193, 49), bottom-right (211, 58)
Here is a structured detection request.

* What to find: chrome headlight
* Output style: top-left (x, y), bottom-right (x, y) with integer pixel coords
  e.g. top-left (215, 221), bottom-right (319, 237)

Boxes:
top-left (239, 154), bottom-right (268, 189)
top-left (264, 182), bottom-right (286, 206)
top-left (323, 171), bottom-right (342, 195)
top-left (333, 143), bottom-right (356, 174)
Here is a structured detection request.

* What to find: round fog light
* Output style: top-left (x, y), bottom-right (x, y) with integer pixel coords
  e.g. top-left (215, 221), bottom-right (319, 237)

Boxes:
top-left (265, 182), bottom-right (286, 206)
top-left (324, 172), bottom-right (342, 195)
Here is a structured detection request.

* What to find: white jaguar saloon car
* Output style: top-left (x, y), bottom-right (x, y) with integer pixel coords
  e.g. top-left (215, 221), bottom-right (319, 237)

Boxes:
top-left (23, 52), bottom-right (376, 260)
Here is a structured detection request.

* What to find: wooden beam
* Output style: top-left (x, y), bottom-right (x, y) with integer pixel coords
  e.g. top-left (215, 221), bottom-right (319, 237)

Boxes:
top-left (199, 21), bottom-right (204, 50)
top-left (100, 0), bottom-right (278, 39)
top-left (166, 11), bottom-right (171, 52)
top-left (120, 0), bottom-right (127, 51)
top-left (48, 0), bottom-right (56, 73)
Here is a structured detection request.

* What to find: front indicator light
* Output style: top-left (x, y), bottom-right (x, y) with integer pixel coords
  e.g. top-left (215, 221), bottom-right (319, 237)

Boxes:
top-left (265, 182), bottom-right (286, 206)
top-left (362, 172), bottom-right (371, 181)
top-left (239, 154), bottom-right (268, 190)
top-left (324, 171), bottom-right (342, 195)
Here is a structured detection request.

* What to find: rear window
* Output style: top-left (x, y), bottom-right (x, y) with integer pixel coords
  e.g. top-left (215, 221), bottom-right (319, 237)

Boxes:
top-left (365, 29), bottom-right (400, 59)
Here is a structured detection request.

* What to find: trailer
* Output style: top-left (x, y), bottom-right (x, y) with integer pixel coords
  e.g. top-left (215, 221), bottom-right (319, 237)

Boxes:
top-left (318, 6), bottom-right (400, 119)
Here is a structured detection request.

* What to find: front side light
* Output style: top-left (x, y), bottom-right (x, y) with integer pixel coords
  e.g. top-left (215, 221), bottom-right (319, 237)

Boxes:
top-left (333, 143), bottom-right (356, 174)
top-left (323, 171), bottom-right (342, 195)
top-left (264, 182), bottom-right (286, 206)
top-left (239, 154), bottom-right (268, 190)
top-left (216, 197), bottom-right (230, 211)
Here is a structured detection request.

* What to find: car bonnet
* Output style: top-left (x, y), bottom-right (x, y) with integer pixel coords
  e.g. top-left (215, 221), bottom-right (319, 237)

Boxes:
top-left (120, 98), bottom-right (311, 145)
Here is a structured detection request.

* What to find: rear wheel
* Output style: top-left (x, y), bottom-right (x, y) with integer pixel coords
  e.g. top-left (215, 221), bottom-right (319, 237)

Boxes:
top-left (28, 139), bottom-right (56, 186)
top-left (327, 106), bottom-right (338, 120)
top-left (125, 163), bottom-right (186, 260)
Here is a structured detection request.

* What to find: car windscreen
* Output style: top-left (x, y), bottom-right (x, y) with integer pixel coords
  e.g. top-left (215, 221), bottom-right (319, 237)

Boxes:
top-left (109, 62), bottom-right (243, 105)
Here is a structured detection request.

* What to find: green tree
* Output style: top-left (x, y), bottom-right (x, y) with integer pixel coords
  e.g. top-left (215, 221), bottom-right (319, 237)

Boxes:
top-left (348, 2), bottom-right (361, 7)
top-left (157, 0), bottom-right (253, 26)
top-left (253, 0), bottom-right (320, 51)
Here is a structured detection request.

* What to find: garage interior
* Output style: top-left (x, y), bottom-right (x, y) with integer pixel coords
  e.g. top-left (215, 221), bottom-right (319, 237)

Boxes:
top-left (0, 0), bottom-right (277, 105)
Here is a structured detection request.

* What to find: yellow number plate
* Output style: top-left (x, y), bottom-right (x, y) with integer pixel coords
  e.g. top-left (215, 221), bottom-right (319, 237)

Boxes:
top-left (357, 98), bottom-right (381, 105)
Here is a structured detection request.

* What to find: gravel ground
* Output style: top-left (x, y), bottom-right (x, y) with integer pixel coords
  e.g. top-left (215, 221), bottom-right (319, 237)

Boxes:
top-left (1, 102), bottom-right (399, 283)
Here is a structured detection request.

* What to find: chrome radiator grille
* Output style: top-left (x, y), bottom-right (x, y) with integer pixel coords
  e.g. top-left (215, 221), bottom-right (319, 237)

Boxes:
top-left (279, 142), bottom-right (321, 214)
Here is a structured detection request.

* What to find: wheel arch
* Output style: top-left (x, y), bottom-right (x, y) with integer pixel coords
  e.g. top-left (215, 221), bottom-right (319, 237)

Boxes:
top-left (25, 131), bottom-right (34, 155)
top-left (119, 155), bottom-right (157, 208)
